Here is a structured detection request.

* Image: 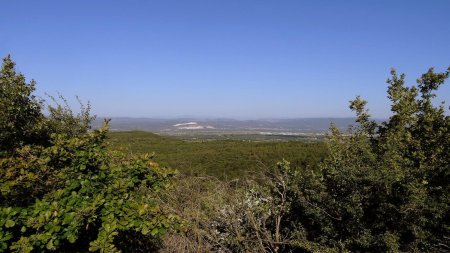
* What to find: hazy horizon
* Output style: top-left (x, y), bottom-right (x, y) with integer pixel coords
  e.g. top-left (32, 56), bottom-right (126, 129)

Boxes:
top-left (91, 117), bottom-right (371, 135)
top-left (94, 116), bottom-right (386, 121)
top-left (1, 1), bottom-right (449, 118)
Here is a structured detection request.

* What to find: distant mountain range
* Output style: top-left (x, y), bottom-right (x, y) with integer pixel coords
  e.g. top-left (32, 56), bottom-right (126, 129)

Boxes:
top-left (93, 117), bottom-right (378, 136)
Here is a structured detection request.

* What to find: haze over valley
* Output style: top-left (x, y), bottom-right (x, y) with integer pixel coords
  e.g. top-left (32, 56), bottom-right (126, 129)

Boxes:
top-left (94, 117), bottom-right (363, 139)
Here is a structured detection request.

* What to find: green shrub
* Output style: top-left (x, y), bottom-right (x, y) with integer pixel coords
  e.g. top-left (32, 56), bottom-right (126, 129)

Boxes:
top-left (0, 55), bottom-right (178, 252)
top-left (281, 67), bottom-right (450, 252)
top-left (0, 55), bottom-right (44, 156)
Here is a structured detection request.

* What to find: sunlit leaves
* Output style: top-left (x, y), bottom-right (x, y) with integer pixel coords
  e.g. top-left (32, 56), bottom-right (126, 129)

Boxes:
top-left (0, 55), bottom-right (178, 252)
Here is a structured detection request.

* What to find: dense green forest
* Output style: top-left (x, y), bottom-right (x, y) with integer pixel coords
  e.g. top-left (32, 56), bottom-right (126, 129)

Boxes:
top-left (1, 55), bottom-right (449, 252)
top-left (107, 131), bottom-right (327, 178)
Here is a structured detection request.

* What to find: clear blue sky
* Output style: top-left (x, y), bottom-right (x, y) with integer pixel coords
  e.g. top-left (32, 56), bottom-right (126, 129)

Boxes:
top-left (1, 1), bottom-right (449, 119)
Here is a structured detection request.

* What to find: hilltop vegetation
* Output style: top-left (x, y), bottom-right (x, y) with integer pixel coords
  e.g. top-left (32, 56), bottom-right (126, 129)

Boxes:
top-left (1, 55), bottom-right (449, 252)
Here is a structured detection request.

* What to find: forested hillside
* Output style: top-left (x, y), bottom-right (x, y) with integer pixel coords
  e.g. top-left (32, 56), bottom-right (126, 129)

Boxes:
top-left (1, 55), bottom-right (449, 252)
top-left (107, 131), bottom-right (327, 178)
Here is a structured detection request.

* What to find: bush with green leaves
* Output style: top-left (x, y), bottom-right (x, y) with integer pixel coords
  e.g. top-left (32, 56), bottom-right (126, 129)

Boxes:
top-left (0, 55), bottom-right (44, 156)
top-left (44, 93), bottom-right (96, 139)
top-left (0, 55), bottom-right (178, 252)
top-left (274, 67), bottom-right (450, 252)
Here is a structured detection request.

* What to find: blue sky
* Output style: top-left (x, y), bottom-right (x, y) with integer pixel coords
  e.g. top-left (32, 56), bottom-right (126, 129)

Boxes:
top-left (1, 1), bottom-right (449, 119)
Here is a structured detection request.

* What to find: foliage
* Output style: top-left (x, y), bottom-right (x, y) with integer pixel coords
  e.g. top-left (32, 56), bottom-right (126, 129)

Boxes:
top-left (0, 55), bottom-right (94, 155)
top-left (0, 55), bottom-right (44, 156)
top-left (0, 55), bottom-right (178, 252)
top-left (44, 93), bottom-right (96, 139)
top-left (277, 67), bottom-right (450, 252)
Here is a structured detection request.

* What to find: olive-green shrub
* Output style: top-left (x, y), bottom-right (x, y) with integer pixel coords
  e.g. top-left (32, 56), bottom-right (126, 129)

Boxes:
top-left (279, 67), bottom-right (450, 252)
top-left (0, 55), bottom-right (178, 252)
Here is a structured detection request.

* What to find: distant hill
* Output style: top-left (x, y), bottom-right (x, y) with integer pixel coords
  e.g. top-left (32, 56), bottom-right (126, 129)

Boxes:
top-left (93, 117), bottom-right (374, 136)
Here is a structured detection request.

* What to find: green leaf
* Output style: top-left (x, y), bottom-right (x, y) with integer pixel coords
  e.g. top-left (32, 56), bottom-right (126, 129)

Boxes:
top-left (159, 228), bottom-right (167, 234)
top-left (118, 219), bottom-right (128, 227)
top-left (150, 228), bottom-right (158, 236)
top-left (67, 233), bottom-right (77, 244)
top-left (141, 225), bottom-right (149, 235)
top-left (5, 220), bottom-right (15, 228)
top-left (46, 239), bottom-right (55, 250)
top-left (89, 245), bottom-right (100, 252)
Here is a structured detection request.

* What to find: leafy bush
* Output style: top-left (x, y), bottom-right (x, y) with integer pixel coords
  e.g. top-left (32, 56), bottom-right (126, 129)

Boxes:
top-left (279, 67), bottom-right (450, 252)
top-left (0, 55), bottom-right (44, 156)
top-left (0, 55), bottom-right (178, 252)
top-left (44, 93), bottom-right (95, 139)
